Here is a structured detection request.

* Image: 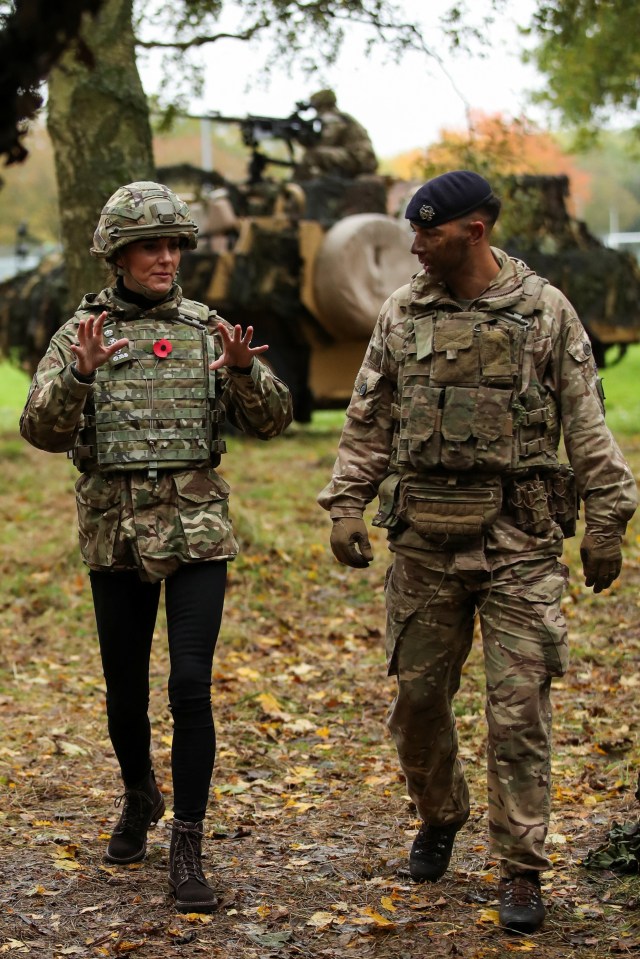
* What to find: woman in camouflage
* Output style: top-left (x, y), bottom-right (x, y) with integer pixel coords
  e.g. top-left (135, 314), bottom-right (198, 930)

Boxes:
top-left (20, 181), bottom-right (292, 912)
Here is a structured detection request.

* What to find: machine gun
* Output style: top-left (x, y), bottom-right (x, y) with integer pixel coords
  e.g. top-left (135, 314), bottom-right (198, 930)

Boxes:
top-left (196, 107), bottom-right (322, 184)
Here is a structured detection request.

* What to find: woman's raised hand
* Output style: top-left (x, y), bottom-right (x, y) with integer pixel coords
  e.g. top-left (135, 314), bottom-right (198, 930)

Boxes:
top-left (70, 311), bottom-right (129, 375)
top-left (209, 322), bottom-right (268, 371)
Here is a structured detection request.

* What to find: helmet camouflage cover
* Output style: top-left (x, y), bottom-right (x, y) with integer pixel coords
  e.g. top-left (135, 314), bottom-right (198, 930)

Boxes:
top-left (91, 181), bottom-right (199, 259)
top-left (309, 88), bottom-right (337, 110)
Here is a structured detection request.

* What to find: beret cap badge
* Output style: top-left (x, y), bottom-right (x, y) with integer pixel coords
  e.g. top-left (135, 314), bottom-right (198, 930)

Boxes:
top-left (420, 204), bottom-right (435, 221)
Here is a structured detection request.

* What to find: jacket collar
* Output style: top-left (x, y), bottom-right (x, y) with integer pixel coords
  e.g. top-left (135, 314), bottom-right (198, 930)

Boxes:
top-left (409, 248), bottom-right (533, 315)
top-left (79, 282), bottom-right (183, 321)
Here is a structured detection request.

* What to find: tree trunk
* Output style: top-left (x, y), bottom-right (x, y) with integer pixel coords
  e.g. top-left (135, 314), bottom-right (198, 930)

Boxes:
top-left (47, 0), bottom-right (155, 312)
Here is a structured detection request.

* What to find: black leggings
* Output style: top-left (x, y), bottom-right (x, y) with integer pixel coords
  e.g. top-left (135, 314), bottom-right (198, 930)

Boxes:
top-left (89, 561), bottom-right (227, 822)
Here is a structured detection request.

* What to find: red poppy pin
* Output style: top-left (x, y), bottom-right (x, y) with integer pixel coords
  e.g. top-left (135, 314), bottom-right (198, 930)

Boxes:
top-left (153, 338), bottom-right (172, 358)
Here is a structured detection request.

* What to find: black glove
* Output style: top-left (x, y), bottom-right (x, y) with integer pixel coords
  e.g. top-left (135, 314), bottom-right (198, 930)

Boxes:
top-left (330, 517), bottom-right (373, 568)
top-left (580, 530), bottom-right (623, 593)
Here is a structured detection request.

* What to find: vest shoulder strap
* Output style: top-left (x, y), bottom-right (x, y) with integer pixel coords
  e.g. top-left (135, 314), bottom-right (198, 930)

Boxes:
top-left (513, 273), bottom-right (548, 317)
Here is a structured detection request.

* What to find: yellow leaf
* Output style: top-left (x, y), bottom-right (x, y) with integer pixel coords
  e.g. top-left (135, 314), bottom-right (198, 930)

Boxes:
top-left (24, 884), bottom-right (51, 896)
top-left (184, 913), bottom-right (212, 923)
top-left (477, 908), bottom-right (500, 925)
top-left (257, 905), bottom-right (271, 919)
top-left (307, 911), bottom-right (335, 928)
top-left (284, 800), bottom-right (315, 813)
top-left (362, 906), bottom-right (394, 926)
top-left (380, 896), bottom-right (396, 913)
top-left (291, 765), bottom-right (317, 779)
top-left (54, 859), bottom-right (82, 871)
top-left (51, 843), bottom-right (78, 860)
top-left (315, 727), bottom-right (330, 739)
top-left (237, 667), bottom-right (262, 682)
top-left (256, 692), bottom-right (290, 720)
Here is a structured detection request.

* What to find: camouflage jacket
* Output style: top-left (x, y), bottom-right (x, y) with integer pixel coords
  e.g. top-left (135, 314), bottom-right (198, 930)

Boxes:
top-left (299, 109), bottom-right (378, 178)
top-left (20, 284), bottom-right (293, 582)
top-left (318, 250), bottom-right (637, 569)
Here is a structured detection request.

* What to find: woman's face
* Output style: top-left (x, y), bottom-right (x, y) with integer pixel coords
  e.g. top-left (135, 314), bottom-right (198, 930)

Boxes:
top-left (117, 237), bottom-right (181, 296)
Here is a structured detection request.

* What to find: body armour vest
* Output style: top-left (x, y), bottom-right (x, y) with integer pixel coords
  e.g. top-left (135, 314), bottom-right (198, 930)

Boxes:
top-left (71, 300), bottom-right (225, 474)
top-left (393, 275), bottom-right (561, 477)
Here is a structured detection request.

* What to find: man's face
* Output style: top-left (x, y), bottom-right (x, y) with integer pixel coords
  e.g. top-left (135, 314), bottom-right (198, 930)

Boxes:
top-left (410, 219), bottom-right (471, 286)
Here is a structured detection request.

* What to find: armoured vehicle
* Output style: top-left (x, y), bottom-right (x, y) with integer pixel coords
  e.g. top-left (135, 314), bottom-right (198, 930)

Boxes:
top-left (2, 135), bottom-right (640, 422)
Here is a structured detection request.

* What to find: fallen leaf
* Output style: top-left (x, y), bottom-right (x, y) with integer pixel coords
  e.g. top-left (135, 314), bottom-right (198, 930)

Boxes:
top-left (477, 908), bottom-right (500, 925)
top-left (307, 911), bottom-right (335, 928)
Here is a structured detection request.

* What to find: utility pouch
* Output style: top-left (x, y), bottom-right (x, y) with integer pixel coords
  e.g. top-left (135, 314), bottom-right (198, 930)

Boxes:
top-left (372, 472), bottom-right (403, 531)
top-left (546, 465), bottom-right (579, 538)
top-left (507, 476), bottom-right (552, 535)
top-left (397, 475), bottom-right (502, 546)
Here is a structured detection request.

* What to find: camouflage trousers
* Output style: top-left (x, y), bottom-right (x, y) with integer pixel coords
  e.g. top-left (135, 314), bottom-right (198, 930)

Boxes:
top-left (385, 551), bottom-right (569, 875)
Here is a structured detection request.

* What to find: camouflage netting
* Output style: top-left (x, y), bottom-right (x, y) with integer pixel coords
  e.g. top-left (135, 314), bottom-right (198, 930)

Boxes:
top-left (583, 821), bottom-right (640, 872)
top-left (499, 176), bottom-right (640, 365)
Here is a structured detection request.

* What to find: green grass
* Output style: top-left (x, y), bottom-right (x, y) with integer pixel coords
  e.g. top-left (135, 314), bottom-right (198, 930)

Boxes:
top-left (601, 344), bottom-right (640, 435)
top-left (0, 361), bottom-right (30, 432)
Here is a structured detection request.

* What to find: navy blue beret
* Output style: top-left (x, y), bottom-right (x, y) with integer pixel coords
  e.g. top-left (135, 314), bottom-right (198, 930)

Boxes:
top-left (405, 170), bottom-right (495, 228)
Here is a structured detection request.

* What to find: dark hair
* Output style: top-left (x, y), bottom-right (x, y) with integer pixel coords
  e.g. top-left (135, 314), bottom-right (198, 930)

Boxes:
top-left (474, 194), bottom-right (502, 228)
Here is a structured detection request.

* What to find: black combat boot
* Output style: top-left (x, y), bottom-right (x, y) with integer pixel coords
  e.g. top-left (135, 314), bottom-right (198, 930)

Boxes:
top-left (104, 770), bottom-right (165, 864)
top-left (409, 822), bottom-right (460, 882)
top-left (168, 819), bottom-right (218, 913)
top-left (499, 871), bottom-right (546, 933)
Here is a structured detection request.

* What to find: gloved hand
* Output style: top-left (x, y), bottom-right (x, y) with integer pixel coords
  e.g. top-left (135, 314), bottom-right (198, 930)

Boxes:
top-left (330, 517), bottom-right (373, 568)
top-left (580, 529), bottom-right (623, 593)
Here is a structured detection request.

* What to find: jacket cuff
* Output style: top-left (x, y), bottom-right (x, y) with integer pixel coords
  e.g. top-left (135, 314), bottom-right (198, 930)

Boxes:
top-left (330, 506), bottom-right (365, 520)
top-left (70, 364), bottom-right (97, 384)
top-left (227, 358), bottom-right (257, 382)
top-left (63, 363), bottom-right (95, 395)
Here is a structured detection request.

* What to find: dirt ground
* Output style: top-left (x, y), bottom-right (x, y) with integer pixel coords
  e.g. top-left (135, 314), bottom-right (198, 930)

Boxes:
top-left (1, 432), bottom-right (639, 959)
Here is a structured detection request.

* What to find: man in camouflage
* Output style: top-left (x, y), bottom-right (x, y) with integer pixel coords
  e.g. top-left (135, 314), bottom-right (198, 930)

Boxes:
top-left (296, 88), bottom-right (378, 180)
top-left (318, 171), bottom-right (637, 933)
top-left (21, 181), bottom-right (292, 913)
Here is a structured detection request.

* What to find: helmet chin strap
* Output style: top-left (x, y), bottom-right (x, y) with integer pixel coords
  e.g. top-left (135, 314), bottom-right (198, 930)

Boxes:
top-left (117, 265), bottom-right (171, 301)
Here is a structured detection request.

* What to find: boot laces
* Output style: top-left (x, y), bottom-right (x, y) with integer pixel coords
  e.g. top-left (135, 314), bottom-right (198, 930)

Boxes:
top-left (113, 789), bottom-right (151, 834)
top-left (415, 825), bottom-right (457, 857)
top-left (502, 875), bottom-right (541, 907)
top-left (173, 821), bottom-right (206, 882)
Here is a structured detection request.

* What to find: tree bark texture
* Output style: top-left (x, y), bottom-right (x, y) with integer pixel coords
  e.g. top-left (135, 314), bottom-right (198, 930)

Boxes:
top-left (47, 0), bottom-right (155, 312)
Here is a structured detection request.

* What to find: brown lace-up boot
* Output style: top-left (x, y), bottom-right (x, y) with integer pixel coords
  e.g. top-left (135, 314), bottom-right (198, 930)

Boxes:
top-left (168, 819), bottom-right (218, 913)
top-left (104, 770), bottom-right (165, 864)
top-left (499, 871), bottom-right (546, 933)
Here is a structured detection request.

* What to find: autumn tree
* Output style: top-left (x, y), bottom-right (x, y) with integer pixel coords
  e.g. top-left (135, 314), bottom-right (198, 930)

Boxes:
top-left (387, 111), bottom-right (595, 244)
top-left (419, 111), bottom-right (591, 211)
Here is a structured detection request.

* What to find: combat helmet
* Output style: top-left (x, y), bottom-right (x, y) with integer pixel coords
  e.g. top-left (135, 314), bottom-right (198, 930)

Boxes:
top-left (309, 89), bottom-right (337, 111)
top-left (91, 181), bottom-right (198, 259)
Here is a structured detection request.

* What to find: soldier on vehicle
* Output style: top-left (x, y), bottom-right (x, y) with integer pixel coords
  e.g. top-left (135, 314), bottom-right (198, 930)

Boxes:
top-left (295, 88), bottom-right (378, 180)
top-left (318, 170), bottom-right (637, 934)
top-left (20, 181), bottom-right (292, 913)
